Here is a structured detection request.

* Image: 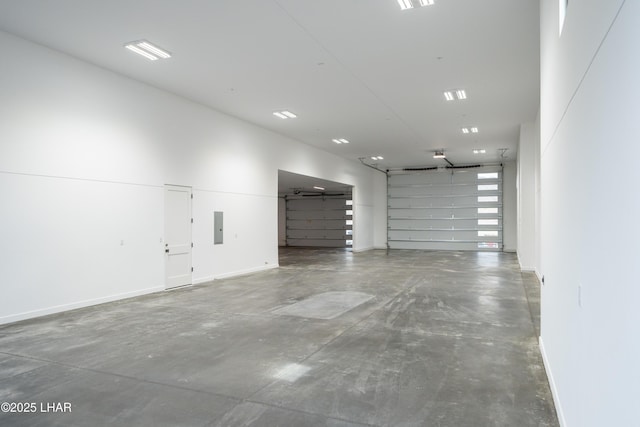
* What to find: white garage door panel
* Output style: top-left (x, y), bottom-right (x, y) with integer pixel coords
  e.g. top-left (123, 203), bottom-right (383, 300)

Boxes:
top-left (287, 210), bottom-right (349, 220)
top-left (287, 229), bottom-right (348, 240)
top-left (287, 198), bottom-right (347, 210)
top-left (287, 238), bottom-right (348, 247)
top-left (388, 167), bottom-right (503, 251)
top-left (389, 241), bottom-right (483, 251)
top-left (287, 219), bottom-right (347, 230)
top-left (286, 195), bottom-right (352, 248)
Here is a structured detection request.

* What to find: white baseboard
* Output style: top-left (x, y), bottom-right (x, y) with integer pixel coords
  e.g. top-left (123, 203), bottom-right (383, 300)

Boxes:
top-left (213, 263), bottom-right (279, 280)
top-left (192, 275), bottom-right (215, 285)
top-left (352, 246), bottom-right (374, 253)
top-left (0, 285), bottom-right (164, 326)
top-left (539, 336), bottom-right (567, 427)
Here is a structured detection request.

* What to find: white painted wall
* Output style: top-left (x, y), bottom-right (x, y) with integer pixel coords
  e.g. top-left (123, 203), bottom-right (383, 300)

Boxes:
top-left (534, 111), bottom-right (542, 277)
top-left (372, 171), bottom-right (388, 250)
top-left (277, 197), bottom-right (287, 246)
top-left (539, 1), bottom-right (640, 426)
top-left (502, 161), bottom-right (517, 252)
top-left (0, 31), bottom-right (383, 324)
top-left (517, 122), bottom-right (537, 269)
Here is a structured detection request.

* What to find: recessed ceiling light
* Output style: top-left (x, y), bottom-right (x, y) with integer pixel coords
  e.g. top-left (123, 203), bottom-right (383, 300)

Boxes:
top-left (371, 156), bottom-right (384, 160)
top-left (471, 127), bottom-right (478, 133)
top-left (398, 0), bottom-right (434, 9)
top-left (313, 186), bottom-right (325, 191)
top-left (333, 138), bottom-right (350, 144)
top-left (274, 110), bottom-right (297, 119)
top-left (124, 40), bottom-right (171, 61)
top-left (462, 128), bottom-right (470, 134)
top-left (444, 90), bottom-right (467, 101)
top-left (433, 151), bottom-right (446, 159)
top-left (473, 149), bottom-right (486, 154)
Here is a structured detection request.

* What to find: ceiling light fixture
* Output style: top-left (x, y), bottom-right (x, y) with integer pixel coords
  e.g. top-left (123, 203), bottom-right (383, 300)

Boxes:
top-left (124, 40), bottom-right (171, 61)
top-left (274, 110), bottom-right (297, 119)
top-left (333, 138), bottom-right (350, 144)
top-left (471, 127), bottom-right (479, 133)
top-left (313, 186), bottom-right (325, 191)
top-left (462, 128), bottom-right (470, 134)
top-left (371, 156), bottom-right (384, 160)
top-left (445, 89), bottom-right (467, 101)
top-left (397, 0), bottom-right (413, 10)
top-left (473, 149), bottom-right (486, 154)
top-left (433, 151), bottom-right (446, 159)
top-left (419, 0), bottom-right (435, 5)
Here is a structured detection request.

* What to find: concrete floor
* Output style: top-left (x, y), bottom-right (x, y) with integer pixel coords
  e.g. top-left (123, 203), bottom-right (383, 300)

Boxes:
top-left (0, 248), bottom-right (558, 427)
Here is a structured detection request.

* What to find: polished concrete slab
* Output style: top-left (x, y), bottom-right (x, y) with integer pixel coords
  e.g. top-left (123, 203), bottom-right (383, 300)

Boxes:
top-left (0, 248), bottom-right (558, 426)
top-left (273, 291), bottom-right (374, 320)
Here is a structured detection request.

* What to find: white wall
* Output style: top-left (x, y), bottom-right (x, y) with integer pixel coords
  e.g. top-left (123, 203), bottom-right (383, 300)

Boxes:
top-left (539, 1), bottom-right (640, 426)
top-left (534, 111), bottom-right (542, 277)
top-left (0, 31), bottom-right (383, 324)
top-left (277, 197), bottom-right (286, 246)
top-left (517, 122), bottom-right (537, 269)
top-left (372, 171), bottom-right (388, 250)
top-left (502, 161), bottom-right (517, 252)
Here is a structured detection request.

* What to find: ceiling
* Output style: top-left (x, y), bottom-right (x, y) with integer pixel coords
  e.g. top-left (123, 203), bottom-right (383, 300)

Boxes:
top-left (0, 0), bottom-right (539, 169)
top-left (278, 171), bottom-right (353, 196)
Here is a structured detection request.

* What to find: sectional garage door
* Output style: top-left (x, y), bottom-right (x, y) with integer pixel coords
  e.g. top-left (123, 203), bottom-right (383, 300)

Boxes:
top-left (388, 166), bottom-right (503, 251)
top-left (285, 196), bottom-right (353, 247)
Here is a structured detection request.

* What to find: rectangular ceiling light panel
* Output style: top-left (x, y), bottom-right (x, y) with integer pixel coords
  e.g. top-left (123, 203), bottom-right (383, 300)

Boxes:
top-left (398, 0), bottom-right (413, 10)
top-left (274, 110), bottom-right (297, 119)
top-left (124, 40), bottom-right (171, 61)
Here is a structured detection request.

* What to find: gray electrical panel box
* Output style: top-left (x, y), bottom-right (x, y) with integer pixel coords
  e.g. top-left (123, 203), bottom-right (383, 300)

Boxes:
top-left (214, 211), bottom-right (223, 244)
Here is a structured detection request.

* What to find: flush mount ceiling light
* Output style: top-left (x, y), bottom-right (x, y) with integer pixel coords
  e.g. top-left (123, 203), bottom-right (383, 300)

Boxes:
top-left (371, 156), bottom-right (384, 160)
top-left (124, 40), bottom-right (171, 61)
top-left (273, 110), bottom-right (297, 119)
top-left (444, 89), bottom-right (467, 101)
top-left (473, 149), bottom-right (486, 154)
top-left (462, 127), bottom-right (479, 134)
top-left (462, 128), bottom-right (470, 134)
top-left (332, 138), bottom-right (350, 144)
top-left (313, 186), bottom-right (325, 191)
top-left (471, 127), bottom-right (479, 133)
top-left (398, 0), bottom-right (434, 9)
top-left (433, 151), bottom-right (446, 159)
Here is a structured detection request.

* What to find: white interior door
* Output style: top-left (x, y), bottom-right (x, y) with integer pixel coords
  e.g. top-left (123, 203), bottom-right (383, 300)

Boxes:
top-left (164, 184), bottom-right (192, 289)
